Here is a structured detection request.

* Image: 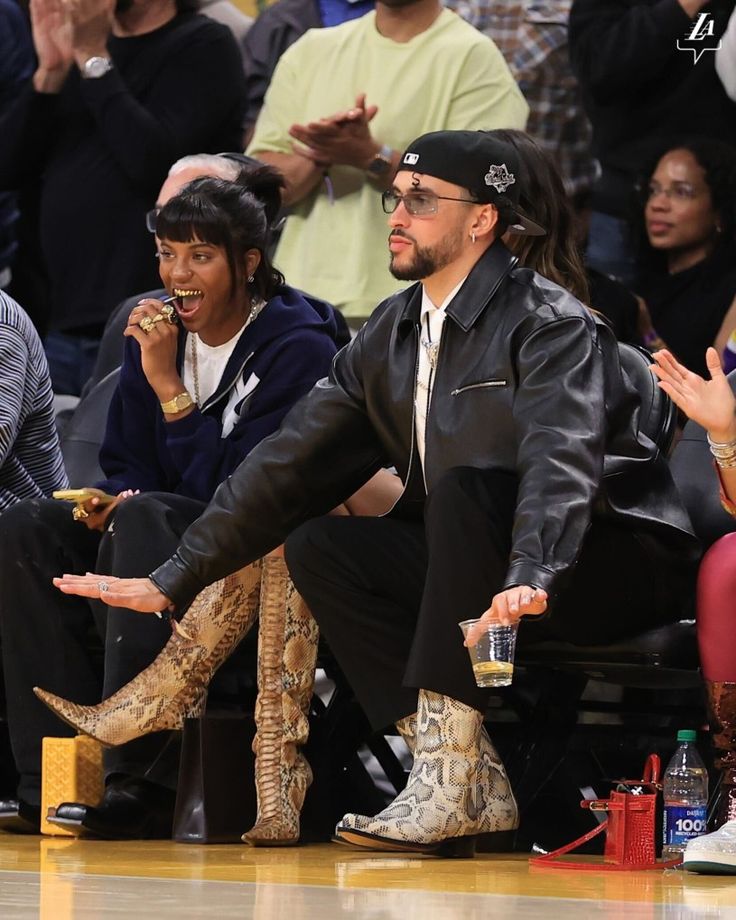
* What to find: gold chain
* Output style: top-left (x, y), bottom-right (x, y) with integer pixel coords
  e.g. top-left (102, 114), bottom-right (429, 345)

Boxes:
top-left (190, 331), bottom-right (201, 405)
top-left (189, 298), bottom-right (265, 407)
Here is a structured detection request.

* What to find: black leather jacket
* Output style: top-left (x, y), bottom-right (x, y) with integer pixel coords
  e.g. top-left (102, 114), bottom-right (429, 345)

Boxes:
top-left (151, 242), bottom-right (697, 609)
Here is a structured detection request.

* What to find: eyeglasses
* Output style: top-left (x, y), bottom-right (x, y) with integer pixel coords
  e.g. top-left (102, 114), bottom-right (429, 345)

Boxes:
top-left (381, 190), bottom-right (477, 216)
top-left (145, 208), bottom-right (160, 233)
top-left (646, 182), bottom-right (704, 202)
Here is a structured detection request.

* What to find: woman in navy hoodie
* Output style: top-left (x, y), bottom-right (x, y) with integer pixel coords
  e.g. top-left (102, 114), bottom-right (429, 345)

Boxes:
top-left (0, 174), bottom-right (338, 835)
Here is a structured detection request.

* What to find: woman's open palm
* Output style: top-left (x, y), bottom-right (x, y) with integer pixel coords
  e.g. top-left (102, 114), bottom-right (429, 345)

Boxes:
top-left (651, 348), bottom-right (736, 439)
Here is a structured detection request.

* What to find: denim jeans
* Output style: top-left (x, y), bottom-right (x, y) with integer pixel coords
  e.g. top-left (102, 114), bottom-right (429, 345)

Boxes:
top-left (44, 331), bottom-right (101, 396)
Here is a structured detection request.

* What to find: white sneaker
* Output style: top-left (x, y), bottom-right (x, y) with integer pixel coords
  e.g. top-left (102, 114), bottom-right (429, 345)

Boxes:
top-left (682, 820), bottom-right (736, 874)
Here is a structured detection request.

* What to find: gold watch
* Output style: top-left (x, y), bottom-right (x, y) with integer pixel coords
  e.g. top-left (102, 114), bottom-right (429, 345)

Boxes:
top-left (160, 392), bottom-right (194, 415)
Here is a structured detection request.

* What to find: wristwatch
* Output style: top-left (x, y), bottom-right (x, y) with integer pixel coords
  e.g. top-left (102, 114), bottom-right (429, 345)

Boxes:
top-left (366, 144), bottom-right (393, 178)
top-left (81, 56), bottom-right (114, 79)
top-left (160, 392), bottom-right (195, 415)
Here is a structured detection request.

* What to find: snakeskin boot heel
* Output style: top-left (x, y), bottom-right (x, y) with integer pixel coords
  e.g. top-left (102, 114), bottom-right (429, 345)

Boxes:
top-left (395, 712), bottom-right (518, 853)
top-left (336, 690), bottom-right (517, 858)
top-left (242, 555), bottom-right (318, 847)
top-left (34, 563), bottom-right (263, 747)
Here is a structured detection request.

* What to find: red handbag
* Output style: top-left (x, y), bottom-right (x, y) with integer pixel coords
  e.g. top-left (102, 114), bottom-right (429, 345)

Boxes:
top-left (530, 754), bottom-right (682, 871)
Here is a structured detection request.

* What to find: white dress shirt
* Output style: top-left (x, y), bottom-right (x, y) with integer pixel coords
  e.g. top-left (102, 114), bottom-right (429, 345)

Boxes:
top-left (414, 277), bottom-right (467, 472)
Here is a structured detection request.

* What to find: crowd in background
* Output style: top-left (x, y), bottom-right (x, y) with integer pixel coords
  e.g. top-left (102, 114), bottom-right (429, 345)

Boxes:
top-left (2, 0), bottom-right (736, 397)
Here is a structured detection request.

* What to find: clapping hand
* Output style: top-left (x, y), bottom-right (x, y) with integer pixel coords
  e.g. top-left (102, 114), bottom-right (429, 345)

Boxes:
top-left (289, 94), bottom-right (380, 170)
top-left (66, 0), bottom-right (116, 66)
top-left (30, 0), bottom-right (74, 87)
top-left (31, 0), bottom-right (115, 91)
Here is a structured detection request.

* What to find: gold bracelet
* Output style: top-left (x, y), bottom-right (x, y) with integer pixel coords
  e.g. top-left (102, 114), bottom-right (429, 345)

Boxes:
top-left (707, 433), bottom-right (736, 468)
top-left (160, 392), bottom-right (194, 415)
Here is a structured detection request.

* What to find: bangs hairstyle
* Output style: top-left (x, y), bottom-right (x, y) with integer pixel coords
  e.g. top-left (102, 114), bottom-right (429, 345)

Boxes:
top-left (155, 177), bottom-right (284, 302)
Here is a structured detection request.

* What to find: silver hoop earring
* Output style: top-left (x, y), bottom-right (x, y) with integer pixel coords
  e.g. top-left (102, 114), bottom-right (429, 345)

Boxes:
top-left (471, 232), bottom-right (476, 244)
top-left (247, 274), bottom-right (255, 283)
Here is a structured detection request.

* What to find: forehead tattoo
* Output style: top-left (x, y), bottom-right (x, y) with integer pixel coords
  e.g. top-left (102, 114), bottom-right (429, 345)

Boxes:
top-left (411, 172), bottom-right (421, 189)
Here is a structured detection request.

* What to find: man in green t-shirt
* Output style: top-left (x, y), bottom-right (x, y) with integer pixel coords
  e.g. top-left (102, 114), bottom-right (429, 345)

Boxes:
top-left (248, 0), bottom-right (528, 322)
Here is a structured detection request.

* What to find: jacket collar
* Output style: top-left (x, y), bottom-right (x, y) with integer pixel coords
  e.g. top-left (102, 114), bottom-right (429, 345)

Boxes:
top-left (397, 240), bottom-right (518, 338)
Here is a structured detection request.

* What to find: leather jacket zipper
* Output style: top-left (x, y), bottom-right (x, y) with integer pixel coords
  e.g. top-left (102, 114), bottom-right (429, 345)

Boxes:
top-left (451, 380), bottom-right (507, 396)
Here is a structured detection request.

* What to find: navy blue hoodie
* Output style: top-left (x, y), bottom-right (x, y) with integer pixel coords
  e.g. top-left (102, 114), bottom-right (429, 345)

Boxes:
top-left (97, 285), bottom-right (337, 502)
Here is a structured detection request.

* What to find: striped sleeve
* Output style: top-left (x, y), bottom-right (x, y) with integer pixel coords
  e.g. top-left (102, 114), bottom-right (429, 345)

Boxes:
top-left (0, 291), bottom-right (67, 510)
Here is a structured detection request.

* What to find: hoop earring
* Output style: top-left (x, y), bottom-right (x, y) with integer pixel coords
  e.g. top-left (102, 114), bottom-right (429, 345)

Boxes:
top-left (471, 231), bottom-right (476, 244)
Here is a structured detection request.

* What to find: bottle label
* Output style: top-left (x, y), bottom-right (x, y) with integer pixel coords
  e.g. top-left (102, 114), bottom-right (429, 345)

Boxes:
top-left (663, 805), bottom-right (707, 846)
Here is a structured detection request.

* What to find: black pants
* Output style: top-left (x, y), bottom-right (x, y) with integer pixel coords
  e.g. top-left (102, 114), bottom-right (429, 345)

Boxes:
top-left (0, 493), bottom-right (205, 803)
top-left (285, 467), bottom-right (696, 731)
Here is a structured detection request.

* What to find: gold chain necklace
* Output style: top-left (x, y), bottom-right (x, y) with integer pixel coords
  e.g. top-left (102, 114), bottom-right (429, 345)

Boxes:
top-left (189, 298), bottom-right (265, 407)
top-left (191, 331), bottom-right (201, 406)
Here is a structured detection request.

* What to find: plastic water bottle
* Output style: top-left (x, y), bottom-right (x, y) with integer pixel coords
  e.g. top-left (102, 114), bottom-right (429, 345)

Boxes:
top-left (662, 729), bottom-right (709, 860)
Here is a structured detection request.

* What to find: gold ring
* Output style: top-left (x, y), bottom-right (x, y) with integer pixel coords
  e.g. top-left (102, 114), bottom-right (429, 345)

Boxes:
top-left (72, 505), bottom-right (89, 521)
top-left (139, 315), bottom-right (155, 333)
top-left (161, 305), bottom-right (176, 324)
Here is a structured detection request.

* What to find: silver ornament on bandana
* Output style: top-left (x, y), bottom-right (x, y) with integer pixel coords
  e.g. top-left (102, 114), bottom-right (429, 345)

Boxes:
top-left (484, 163), bottom-right (515, 194)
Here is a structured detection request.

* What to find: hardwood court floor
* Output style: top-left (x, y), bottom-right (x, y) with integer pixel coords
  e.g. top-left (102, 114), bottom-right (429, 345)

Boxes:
top-left (1, 835), bottom-right (735, 919)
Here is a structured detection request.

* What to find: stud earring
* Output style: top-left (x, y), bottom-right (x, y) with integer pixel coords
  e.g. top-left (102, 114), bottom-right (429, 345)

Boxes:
top-left (248, 274), bottom-right (255, 283)
top-left (471, 231), bottom-right (476, 244)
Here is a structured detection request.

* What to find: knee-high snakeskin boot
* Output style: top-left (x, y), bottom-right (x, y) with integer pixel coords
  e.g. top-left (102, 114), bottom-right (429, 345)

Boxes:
top-left (33, 563), bottom-right (263, 746)
top-left (242, 555), bottom-right (318, 846)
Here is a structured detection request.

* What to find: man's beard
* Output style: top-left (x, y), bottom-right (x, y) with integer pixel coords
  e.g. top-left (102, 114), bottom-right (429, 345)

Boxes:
top-left (389, 229), bottom-right (465, 281)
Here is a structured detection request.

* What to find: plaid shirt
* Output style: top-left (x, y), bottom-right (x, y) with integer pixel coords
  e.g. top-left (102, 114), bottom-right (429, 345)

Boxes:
top-left (444, 0), bottom-right (597, 197)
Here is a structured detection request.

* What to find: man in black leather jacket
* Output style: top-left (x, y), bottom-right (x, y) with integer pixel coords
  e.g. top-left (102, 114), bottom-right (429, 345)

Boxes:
top-left (54, 130), bottom-right (700, 857)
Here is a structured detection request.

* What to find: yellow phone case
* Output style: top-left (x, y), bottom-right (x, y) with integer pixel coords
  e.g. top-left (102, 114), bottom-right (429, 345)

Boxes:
top-left (52, 488), bottom-right (115, 505)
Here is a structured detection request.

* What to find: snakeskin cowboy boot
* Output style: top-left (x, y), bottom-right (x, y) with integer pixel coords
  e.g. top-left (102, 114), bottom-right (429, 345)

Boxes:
top-left (394, 711), bottom-right (518, 852)
top-left (336, 689), bottom-right (518, 857)
top-left (34, 563), bottom-right (263, 746)
top-left (242, 555), bottom-right (318, 846)
top-left (707, 681), bottom-right (736, 827)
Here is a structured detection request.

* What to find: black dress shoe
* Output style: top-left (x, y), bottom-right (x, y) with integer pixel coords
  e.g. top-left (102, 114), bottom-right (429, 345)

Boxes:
top-left (47, 777), bottom-right (175, 840)
top-left (0, 799), bottom-right (41, 834)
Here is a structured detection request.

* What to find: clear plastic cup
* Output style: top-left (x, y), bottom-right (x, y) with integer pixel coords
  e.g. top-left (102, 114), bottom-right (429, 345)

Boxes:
top-left (458, 617), bottom-right (518, 688)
